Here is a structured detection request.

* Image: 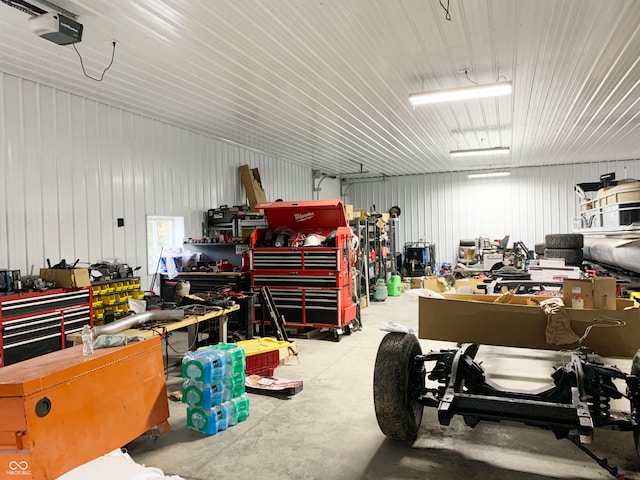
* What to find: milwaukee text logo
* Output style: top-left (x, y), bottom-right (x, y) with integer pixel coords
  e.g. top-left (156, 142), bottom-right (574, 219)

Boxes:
top-left (294, 212), bottom-right (314, 222)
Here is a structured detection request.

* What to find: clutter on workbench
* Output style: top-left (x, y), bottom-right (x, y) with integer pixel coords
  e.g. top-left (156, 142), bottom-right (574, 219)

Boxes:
top-left (0, 269), bottom-right (22, 292)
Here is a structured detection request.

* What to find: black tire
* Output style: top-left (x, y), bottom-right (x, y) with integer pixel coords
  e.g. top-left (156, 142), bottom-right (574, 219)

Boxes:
top-left (545, 233), bottom-right (584, 249)
top-left (534, 243), bottom-right (546, 255)
top-left (373, 333), bottom-right (424, 441)
top-left (459, 239), bottom-right (475, 247)
top-left (543, 248), bottom-right (584, 266)
top-left (632, 350), bottom-right (640, 459)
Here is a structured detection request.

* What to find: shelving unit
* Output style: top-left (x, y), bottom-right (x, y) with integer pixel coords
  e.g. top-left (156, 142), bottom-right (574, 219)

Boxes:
top-left (90, 277), bottom-right (142, 324)
top-left (203, 217), bottom-right (267, 239)
top-left (349, 218), bottom-right (371, 303)
top-left (184, 216), bottom-right (268, 269)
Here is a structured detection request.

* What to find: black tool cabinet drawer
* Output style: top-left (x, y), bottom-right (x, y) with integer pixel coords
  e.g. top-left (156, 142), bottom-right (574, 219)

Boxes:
top-left (251, 250), bottom-right (339, 270)
top-left (268, 288), bottom-right (340, 326)
top-left (253, 274), bottom-right (337, 288)
top-left (1, 289), bottom-right (90, 319)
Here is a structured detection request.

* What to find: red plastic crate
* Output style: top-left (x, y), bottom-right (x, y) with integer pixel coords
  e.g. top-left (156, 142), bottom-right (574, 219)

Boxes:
top-left (245, 350), bottom-right (280, 376)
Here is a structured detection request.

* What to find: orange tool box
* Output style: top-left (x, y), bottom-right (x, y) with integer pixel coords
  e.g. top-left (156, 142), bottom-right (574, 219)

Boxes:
top-left (0, 336), bottom-right (170, 480)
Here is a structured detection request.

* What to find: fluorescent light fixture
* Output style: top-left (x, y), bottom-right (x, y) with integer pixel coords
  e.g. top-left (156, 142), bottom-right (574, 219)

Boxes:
top-left (467, 171), bottom-right (511, 179)
top-left (450, 147), bottom-right (510, 158)
top-left (409, 82), bottom-right (512, 106)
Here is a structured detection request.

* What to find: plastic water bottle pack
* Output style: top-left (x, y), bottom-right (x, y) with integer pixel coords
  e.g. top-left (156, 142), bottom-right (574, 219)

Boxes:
top-left (182, 343), bottom-right (250, 435)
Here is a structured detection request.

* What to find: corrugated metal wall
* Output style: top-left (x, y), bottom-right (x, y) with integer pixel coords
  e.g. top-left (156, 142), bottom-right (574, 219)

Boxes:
top-left (348, 160), bottom-right (640, 266)
top-left (0, 72), bottom-right (311, 284)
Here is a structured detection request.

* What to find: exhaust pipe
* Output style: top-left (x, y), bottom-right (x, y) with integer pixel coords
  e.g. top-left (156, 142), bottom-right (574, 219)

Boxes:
top-left (93, 309), bottom-right (185, 337)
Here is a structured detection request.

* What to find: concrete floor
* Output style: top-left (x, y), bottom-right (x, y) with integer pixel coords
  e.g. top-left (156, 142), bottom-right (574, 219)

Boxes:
top-left (127, 292), bottom-right (640, 480)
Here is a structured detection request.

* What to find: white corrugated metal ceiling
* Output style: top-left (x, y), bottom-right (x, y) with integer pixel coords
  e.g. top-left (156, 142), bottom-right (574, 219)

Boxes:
top-left (1, 0), bottom-right (639, 177)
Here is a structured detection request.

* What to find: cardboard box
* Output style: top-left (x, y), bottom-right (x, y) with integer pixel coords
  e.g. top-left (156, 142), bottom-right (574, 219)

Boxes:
top-left (528, 265), bottom-right (581, 282)
top-left (376, 213), bottom-right (390, 229)
top-left (40, 268), bottom-right (91, 288)
top-left (344, 204), bottom-right (354, 221)
top-left (353, 208), bottom-right (368, 220)
top-left (422, 276), bottom-right (448, 293)
top-left (239, 164), bottom-right (267, 211)
top-left (563, 277), bottom-right (617, 310)
top-left (360, 296), bottom-right (369, 309)
top-left (539, 257), bottom-right (566, 268)
top-left (418, 293), bottom-right (639, 357)
top-left (410, 277), bottom-right (425, 289)
top-left (453, 277), bottom-right (486, 294)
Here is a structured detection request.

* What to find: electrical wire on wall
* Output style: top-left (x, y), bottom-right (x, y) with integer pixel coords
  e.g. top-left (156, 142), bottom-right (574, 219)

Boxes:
top-left (439, 0), bottom-right (451, 21)
top-left (72, 41), bottom-right (116, 81)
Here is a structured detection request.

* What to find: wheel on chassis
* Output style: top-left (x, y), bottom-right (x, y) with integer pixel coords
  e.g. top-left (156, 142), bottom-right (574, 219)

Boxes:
top-left (632, 349), bottom-right (640, 458)
top-left (373, 332), bottom-right (425, 441)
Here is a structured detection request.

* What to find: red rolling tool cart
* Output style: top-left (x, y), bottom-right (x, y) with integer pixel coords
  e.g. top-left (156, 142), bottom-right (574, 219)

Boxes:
top-left (0, 288), bottom-right (92, 367)
top-left (249, 199), bottom-right (360, 340)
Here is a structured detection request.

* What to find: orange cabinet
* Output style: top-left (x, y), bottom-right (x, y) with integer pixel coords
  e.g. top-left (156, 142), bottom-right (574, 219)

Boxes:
top-left (0, 337), bottom-right (169, 480)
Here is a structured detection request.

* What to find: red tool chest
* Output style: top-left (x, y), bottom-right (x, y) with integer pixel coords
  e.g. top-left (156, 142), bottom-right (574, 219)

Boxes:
top-left (0, 289), bottom-right (92, 367)
top-left (250, 200), bottom-right (359, 338)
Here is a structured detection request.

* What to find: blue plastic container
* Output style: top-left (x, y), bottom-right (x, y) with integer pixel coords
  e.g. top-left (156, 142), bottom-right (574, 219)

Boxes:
top-left (225, 372), bottom-right (246, 399)
top-left (231, 393), bottom-right (250, 423)
top-left (182, 349), bottom-right (228, 383)
top-left (186, 404), bottom-right (231, 436)
top-left (182, 379), bottom-right (227, 409)
top-left (213, 343), bottom-right (247, 375)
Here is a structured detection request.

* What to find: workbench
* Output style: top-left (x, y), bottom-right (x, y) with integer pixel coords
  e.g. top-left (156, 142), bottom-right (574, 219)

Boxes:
top-left (66, 304), bottom-right (240, 348)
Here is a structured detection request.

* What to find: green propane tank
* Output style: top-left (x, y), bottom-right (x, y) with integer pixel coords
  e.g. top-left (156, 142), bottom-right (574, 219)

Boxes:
top-left (387, 275), bottom-right (402, 297)
top-left (373, 279), bottom-right (388, 302)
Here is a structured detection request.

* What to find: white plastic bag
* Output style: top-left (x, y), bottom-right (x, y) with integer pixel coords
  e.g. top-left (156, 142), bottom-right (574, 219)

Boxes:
top-left (380, 322), bottom-right (415, 334)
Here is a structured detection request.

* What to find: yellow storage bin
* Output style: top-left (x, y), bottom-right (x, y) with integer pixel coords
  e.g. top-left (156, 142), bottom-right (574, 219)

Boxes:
top-left (102, 294), bottom-right (116, 305)
top-left (236, 338), bottom-right (290, 356)
top-left (237, 338), bottom-right (290, 376)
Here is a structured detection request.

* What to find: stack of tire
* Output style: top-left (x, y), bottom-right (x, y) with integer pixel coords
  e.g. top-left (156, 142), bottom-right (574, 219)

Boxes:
top-left (542, 233), bottom-right (584, 266)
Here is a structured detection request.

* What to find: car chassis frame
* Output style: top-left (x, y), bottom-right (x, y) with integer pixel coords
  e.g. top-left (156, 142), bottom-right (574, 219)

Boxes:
top-left (373, 333), bottom-right (640, 479)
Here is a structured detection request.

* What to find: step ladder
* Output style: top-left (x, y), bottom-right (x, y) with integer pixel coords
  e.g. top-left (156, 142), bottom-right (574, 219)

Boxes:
top-left (258, 286), bottom-right (289, 343)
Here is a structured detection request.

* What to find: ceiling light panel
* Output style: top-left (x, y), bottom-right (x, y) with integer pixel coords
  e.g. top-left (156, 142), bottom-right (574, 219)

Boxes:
top-left (450, 147), bottom-right (510, 158)
top-left (409, 82), bottom-right (512, 106)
